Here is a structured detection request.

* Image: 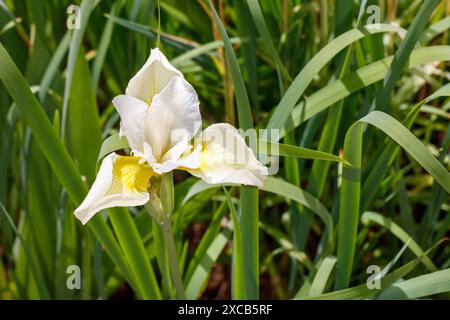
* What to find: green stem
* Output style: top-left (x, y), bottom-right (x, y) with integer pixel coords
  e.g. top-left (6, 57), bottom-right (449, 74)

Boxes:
top-left (145, 201), bottom-right (185, 299)
top-left (161, 223), bottom-right (185, 300)
top-left (156, 0), bottom-right (161, 48)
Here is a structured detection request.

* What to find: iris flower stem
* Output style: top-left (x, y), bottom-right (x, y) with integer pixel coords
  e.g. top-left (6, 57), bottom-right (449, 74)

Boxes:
top-left (161, 223), bottom-right (185, 300)
top-left (145, 201), bottom-right (185, 299)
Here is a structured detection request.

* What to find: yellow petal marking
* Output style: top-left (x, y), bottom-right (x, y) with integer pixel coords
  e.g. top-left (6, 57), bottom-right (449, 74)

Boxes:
top-left (113, 155), bottom-right (154, 192)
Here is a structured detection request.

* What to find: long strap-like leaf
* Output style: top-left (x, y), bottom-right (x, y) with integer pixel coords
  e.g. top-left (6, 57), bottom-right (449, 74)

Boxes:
top-left (336, 111), bottom-right (450, 289)
top-left (209, 0), bottom-right (259, 299)
top-left (283, 46), bottom-right (450, 137)
top-left (267, 24), bottom-right (405, 132)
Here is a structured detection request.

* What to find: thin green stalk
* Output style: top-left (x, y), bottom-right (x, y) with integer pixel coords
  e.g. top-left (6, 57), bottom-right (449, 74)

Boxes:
top-left (224, 187), bottom-right (245, 299)
top-left (156, 0), bottom-right (161, 48)
top-left (162, 223), bottom-right (185, 300)
top-left (152, 218), bottom-right (172, 297)
top-left (145, 173), bottom-right (185, 300)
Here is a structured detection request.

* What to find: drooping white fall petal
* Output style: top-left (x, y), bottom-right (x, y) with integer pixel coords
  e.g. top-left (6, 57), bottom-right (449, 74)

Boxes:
top-left (188, 123), bottom-right (268, 188)
top-left (74, 153), bottom-right (153, 225)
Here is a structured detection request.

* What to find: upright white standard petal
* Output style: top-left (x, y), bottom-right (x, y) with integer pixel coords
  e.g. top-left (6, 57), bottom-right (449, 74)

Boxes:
top-left (188, 123), bottom-right (268, 188)
top-left (113, 76), bottom-right (201, 174)
top-left (74, 153), bottom-right (153, 225)
top-left (112, 95), bottom-right (149, 153)
top-left (147, 76), bottom-right (201, 161)
top-left (126, 48), bottom-right (181, 105)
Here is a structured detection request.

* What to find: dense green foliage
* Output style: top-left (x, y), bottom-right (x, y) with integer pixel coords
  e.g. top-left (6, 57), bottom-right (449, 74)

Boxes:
top-left (0, 0), bottom-right (449, 300)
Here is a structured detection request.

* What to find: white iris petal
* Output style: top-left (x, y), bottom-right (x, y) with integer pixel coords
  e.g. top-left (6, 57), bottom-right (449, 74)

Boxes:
top-left (188, 123), bottom-right (268, 188)
top-left (112, 51), bottom-right (201, 174)
top-left (74, 153), bottom-right (152, 225)
top-left (126, 47), bottom-right (181, 104)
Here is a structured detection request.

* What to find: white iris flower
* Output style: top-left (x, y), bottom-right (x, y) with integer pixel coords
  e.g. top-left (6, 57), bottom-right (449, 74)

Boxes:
top-left (75, 48), bottom-right (267, 225)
